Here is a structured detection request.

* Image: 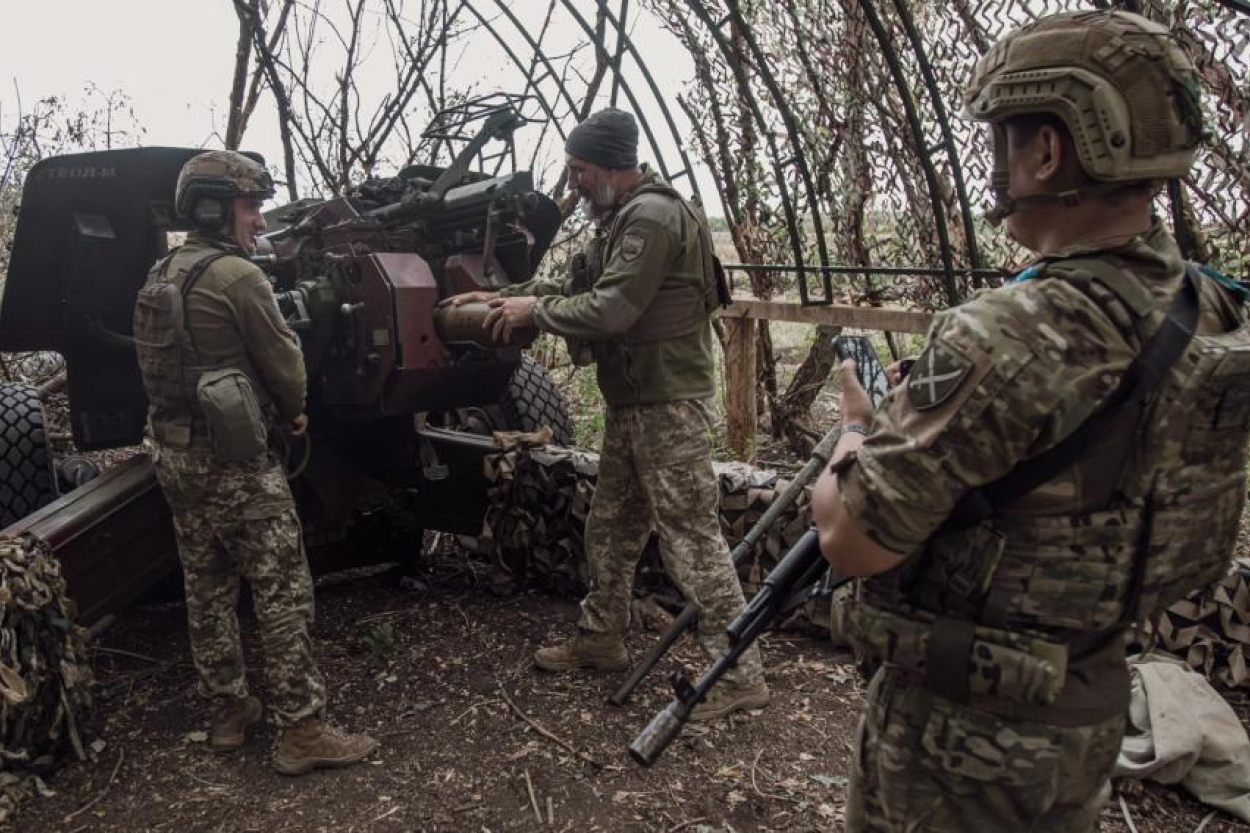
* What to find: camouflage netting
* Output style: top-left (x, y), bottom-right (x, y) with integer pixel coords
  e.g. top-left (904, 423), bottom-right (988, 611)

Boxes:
top-left (0, 535), bottom-right (95, 823)
top-left (1148, 560), bottom-right (1250, 690)
top-left (481, 437), bottom-right (830, 634)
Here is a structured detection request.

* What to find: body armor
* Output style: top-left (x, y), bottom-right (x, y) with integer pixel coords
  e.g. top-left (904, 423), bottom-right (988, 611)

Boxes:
top-left (853, 260), bottom-right (1250, 708)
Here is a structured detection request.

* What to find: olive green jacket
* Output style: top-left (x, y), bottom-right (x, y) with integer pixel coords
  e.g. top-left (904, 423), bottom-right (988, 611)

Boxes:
top-left (501, 167), bottom-right (716, 407)
top-left (145, 236), bottom-right (306, 444)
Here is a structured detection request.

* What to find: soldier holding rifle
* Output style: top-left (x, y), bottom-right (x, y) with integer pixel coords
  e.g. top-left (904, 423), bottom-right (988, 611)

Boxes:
top-left (812, 11), bottom-right (1248, 830)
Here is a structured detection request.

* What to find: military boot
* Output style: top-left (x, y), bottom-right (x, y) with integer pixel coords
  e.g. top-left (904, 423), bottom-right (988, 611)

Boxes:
top-left (533, 630), bottom-right (629, 672)
top-left (271, 717), bottom-right (377, 776)
top-left (690, 681), bottom-right (771, 722)
top-left (208, 695), bottom-right (263, 752)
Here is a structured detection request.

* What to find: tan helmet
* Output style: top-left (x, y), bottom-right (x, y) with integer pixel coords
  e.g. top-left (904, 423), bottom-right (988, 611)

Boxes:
top-left (963, 10), bottom-right (1204, 221)
top-left (175, 150), bottom-right (275, 229)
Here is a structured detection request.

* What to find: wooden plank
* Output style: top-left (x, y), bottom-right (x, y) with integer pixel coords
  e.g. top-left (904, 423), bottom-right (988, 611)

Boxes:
top-left (722, 299), bottom-right (934, 334)
top-left (722, 315), bottom-right (757, 460)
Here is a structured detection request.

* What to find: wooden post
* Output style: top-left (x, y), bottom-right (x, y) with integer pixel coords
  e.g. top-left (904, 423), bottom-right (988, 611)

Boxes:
top-left (723, 315), bottom-right (757, 460)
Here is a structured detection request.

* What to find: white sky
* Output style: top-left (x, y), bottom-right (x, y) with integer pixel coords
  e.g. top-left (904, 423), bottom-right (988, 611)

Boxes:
top-left (0, 1), bottom-right (712, 201)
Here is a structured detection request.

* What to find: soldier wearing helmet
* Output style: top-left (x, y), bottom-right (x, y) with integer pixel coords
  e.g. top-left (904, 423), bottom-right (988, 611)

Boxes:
top-left (134, 149), bottom-right (376, 774)
top-left (811, 11), bottom-right (1248, 830)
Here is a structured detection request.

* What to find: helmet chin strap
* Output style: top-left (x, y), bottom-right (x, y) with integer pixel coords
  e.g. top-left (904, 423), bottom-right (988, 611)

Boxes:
top-left (983, 124), bottom-right (1139, 227)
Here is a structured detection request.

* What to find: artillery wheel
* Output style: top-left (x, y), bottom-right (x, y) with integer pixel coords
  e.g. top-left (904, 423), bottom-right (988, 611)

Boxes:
top-left (0, 383), bottom-right (59, 527)
top-left (500, 354), bottom-right (574, 446)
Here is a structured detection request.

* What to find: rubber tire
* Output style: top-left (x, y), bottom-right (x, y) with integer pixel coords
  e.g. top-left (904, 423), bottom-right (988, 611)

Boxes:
top-left (0, 383), bottom-right (59, 527)
top-left (500, 354), bottom-right (574, 446)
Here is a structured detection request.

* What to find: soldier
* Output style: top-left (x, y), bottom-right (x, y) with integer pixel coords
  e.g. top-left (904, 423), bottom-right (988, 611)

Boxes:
top-left (133, 150), bottom-right (376, 774)
top-left (810, 10), bottom-right (1247, 830)
top-left (442, 108), bottom-right (768, 719)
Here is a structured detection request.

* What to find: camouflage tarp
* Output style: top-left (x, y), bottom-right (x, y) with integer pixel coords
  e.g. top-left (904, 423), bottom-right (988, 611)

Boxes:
top-left (0, 534), bottom-right (95, 822)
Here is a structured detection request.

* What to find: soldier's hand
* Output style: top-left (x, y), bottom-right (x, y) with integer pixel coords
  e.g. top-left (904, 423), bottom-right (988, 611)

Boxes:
top-left (839, 360), bottom-right (875, 427)
top-left (290, 413), bottom-right (309, 436)
top-left (885, 357), bottom-right (917, 389)
top-left (485, 296), bottom-right (537, 342)
top-left (438, 290), bottom-right (501, 308)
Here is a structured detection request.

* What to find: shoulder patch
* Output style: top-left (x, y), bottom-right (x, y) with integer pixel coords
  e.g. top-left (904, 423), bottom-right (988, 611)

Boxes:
top-left (907, 340), bottom-right (973, 410)
top-left (619, 232), bottom-right (646, 262)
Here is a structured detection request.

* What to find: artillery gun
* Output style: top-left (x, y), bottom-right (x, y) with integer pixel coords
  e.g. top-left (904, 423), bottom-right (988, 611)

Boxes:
top-left (0, 97), bottom-right (573, 620)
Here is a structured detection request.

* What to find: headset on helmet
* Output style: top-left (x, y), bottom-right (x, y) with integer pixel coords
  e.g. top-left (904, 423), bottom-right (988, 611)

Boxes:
top-left (962, 10), bottom-right (1206, 225)
top-left (175, 150), bottom-right (276, 232)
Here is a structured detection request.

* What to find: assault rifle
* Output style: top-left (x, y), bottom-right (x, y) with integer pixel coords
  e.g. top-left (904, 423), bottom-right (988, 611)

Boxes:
top-left (611, 335), bottom-right (889, 707)
top-left (627, 335), bottom-right (890, 766)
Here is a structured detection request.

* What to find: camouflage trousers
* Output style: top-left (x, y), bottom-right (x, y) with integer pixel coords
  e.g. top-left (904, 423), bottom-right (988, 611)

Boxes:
top-left (151, 442), bottom-right (326, 727)
top-left (578, 398), bottom-right (764, 688)
top-left (845, 667), bottom-right (1123, 832)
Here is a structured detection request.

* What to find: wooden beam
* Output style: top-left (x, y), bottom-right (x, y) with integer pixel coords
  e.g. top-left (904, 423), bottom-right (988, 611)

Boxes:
top-left (722, 315), bottom-right (757, 460)
top-left (722, 299), bottom-right (934, 334)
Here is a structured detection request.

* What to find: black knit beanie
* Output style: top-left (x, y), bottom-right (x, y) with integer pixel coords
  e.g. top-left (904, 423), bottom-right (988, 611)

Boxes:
top-left (565, 108), bottom-right (639, 170)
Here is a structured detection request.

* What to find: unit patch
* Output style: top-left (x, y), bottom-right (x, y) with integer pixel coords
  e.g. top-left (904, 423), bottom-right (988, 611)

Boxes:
top-left (620, 233), bottom-right (646, 262)
top-left (907, 340), bottom-right (973, 410)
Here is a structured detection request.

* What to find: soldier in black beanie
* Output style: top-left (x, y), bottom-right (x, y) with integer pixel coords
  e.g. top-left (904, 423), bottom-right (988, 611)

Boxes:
top-left (443, 106), bottom-right (770, 720)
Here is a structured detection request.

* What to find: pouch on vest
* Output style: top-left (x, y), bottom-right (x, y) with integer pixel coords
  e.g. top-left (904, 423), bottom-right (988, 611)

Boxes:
top-left (847, 600), bottom-right (1067, 707)
top-left (196, 368), bottom-right (268, 463)
top-left (134, 274), bottom-right (193, 446)
top-left (562, 250), bottom-right (595, 367)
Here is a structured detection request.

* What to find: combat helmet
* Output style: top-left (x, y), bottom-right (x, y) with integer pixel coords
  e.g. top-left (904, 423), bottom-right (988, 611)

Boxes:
top-left (963, 10), bottom-right (1205, 224)
top-left (175, 150), bottom-right (275, 231)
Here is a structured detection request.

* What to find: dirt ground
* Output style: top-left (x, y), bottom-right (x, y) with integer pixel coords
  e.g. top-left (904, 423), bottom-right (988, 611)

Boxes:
top-left (12, 553), bottom-right (1250, 833)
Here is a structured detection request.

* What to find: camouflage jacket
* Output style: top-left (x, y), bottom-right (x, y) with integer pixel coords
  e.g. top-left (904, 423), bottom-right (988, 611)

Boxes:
top-left (840, 218), bottom-right (1245, 725)
top-left (500, 166), bottom-right (716, 407)
top-left (141, 236), bottom-right (305, 445)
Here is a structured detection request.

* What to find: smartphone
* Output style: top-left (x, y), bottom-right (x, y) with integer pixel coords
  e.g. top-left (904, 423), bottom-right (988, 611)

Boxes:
top-left (832, 335), bottom-right (890, 409)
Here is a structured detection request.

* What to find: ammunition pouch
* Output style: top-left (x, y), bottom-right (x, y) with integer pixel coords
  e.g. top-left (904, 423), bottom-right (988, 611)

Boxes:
top-left (848, 600), bottom-right (1068, 707)
top-left (196, 368), bottom-right (268, 463)
top-left (563, 251), bottom-right (595, 367)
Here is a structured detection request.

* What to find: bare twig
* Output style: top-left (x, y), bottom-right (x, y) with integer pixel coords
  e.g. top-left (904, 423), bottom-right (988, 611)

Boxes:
top-left (93, 646), bottom-right (161, 664)
top-left (1194, 811), bottom-right (1218, 833)
top-left (497, 686), bottom-right (607, 770)
top-left (524, 770), bottom-right (542, 823)
top-left (1119, 794), bottom-right (1139, 833)
top-left (749, 749), bottom-right (788, 801)
top-left (450, 698), bottom-right (501, 726)
top-left (63, 747), bottom-right (124, 823)
top-left (667, 818), bottom-right (708, 833)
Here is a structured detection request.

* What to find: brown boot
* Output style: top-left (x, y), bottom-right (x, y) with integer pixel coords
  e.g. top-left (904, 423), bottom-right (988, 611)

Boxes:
top-left (272, 717), bottom-right (377, 776)
top-left (690, 681), bottom-right (771, 722)
top-left (208, 695), bottom-right (263, 752)
top-left (533, 631), bottom-right (629, 672)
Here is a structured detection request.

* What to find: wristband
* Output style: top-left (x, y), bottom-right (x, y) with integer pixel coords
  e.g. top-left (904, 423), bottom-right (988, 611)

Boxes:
top-left (841, 422), bottom-right (870, 438)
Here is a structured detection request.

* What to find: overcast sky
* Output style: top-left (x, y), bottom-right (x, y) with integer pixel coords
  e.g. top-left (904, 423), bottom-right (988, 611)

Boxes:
top-left (0, 1), bottom-right (710, 200)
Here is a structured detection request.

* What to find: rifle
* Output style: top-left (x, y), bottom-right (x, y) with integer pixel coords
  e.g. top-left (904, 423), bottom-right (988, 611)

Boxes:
top-left (629, 528), bottom-right (846, 766)
top-left (608, 423), bottom-right (844, 706)
top-left (626, 334), bottom-right (890, 766)
top-left (610, 334), bottom-right (890, 707)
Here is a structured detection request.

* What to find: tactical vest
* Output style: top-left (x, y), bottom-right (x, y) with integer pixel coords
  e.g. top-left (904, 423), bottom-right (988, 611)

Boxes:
top-left (569, 184), bottom-right (728, 347)
top-left (851, 258), bottom-right (1250, 709)
top-left (133, 248), bottom-right (233, 447)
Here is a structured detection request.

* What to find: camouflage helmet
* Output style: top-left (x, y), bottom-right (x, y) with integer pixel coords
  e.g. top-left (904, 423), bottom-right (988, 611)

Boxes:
top-left (963, 10), bottom-right (1205, 185)
top-left (175, 150), bottom-right (275, 225)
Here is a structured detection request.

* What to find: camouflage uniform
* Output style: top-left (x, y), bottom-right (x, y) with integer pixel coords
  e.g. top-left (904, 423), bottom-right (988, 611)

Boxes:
top-left (832, 12), bottom-right (1235, 829)
top-left (139, 234), bottom-right (325, 727)
top-left (505, 167), bottom-right (764, 687)
top-left (152, 444), bottom-right (325, 725)
top-left (841, 222), bottom-right (1244, 832)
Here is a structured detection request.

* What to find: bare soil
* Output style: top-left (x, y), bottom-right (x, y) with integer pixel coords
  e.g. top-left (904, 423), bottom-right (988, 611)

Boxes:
top-left (13, 556), bottom-right (1250, 833)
